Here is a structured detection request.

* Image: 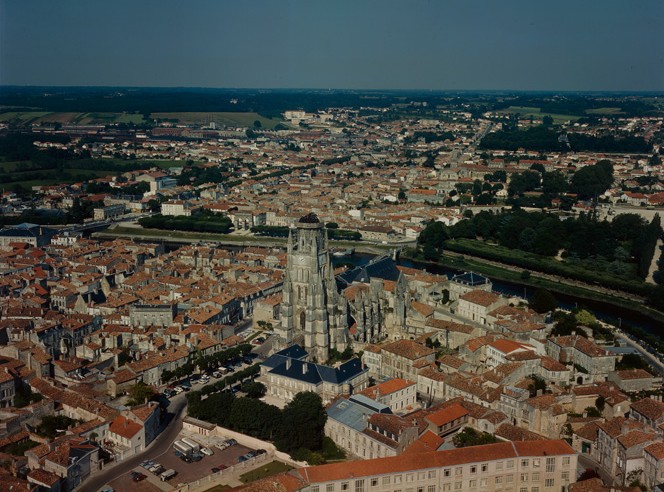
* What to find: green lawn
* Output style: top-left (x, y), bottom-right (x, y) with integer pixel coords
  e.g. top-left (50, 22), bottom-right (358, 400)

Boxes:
top-left (0, 111), bottom-right (51, 123)
top-left (203, 486), bottom-right (231, 492)
top-left (239, 461), bottom-right (293, 483)
top-left (585, 107), bottom-right (624, 115)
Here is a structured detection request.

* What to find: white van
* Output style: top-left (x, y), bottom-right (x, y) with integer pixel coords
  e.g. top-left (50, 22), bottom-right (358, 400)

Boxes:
top-left (160, 469), bottom-right (177, 481)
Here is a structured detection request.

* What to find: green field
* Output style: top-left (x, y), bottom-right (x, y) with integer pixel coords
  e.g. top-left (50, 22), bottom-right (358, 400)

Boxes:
top-left (0, 111), bottom-right (51, 124)
top-left (151, 111), bottom-right (282, 129)
top-left (496, 106), bottom-right (579, 124)
top-left (239, 461), bottom-right (293, 483)
top-left (0, 111), bottom-right (147, 126)
top-left (585, 107), bottom-right (624, 115)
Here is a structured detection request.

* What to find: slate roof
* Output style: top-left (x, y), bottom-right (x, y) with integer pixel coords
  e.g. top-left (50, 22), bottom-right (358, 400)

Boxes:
top-left (267, 356), bottom-right (367, 386)
top-left (261, 344), bottom-right (308, 370)
top-left (451, 271), bottom-right (490, 287)
top-left (337, 256), bottom-right (401, 288)
top-left (326, 395), bottom-right (391, 432)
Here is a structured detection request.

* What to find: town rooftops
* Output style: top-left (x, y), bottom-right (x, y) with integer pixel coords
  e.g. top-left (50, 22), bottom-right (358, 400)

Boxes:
top-left (297, 440), bottom-right (575, 483)
top-left (459, 289), bottom-right (502, 306)
top-left (381, 339), bottom-right (434, 360)
top-left (425, 403), bottom-right (469, 427)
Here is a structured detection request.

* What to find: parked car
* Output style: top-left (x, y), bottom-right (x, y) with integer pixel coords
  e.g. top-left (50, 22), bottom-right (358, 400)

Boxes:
top-left (133, 473), bottom-right (147, 482)
top-left (226, 439), bottom-right (237, 446)
top-left (201, 447), bottom-right (214, 456)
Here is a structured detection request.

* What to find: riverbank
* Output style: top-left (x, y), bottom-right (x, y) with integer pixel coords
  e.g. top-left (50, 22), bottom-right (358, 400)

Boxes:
top-left (403, 250), bottom-right (664, 329)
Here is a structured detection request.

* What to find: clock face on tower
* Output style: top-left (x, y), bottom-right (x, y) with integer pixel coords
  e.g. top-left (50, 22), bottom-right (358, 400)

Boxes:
top-left (294, 256), bottom-right (307, 267)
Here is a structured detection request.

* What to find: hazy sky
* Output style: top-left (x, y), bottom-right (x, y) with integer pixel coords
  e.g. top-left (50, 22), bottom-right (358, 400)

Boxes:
top-left (1, 0), bottom-right (662, 91)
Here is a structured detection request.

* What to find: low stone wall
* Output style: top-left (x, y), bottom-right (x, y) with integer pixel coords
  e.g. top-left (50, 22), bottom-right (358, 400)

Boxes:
top-left (181, 419), bottom-right (307, 468)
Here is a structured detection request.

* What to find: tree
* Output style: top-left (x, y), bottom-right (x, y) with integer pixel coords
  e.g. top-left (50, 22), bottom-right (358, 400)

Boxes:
top-left (277, 392), bottom-right (327, 452)
top-left (529, 288), bottom-right (558, 313)
top-left (242, 381), bottom-right (266, 399)
top-left (253, 120), bottom-right (262, 129)
top-left (542, 115), bottom-right (554, 126)
top-left (127, 382), bottom-right (156, 406)
top-left (452, 427), bottom-right (498, 448)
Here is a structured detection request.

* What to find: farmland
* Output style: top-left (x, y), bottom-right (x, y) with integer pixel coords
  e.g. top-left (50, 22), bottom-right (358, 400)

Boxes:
top-left (151, 112), bottom-right (283, 129)
top-left (494, 106), bottom-right (579, 124)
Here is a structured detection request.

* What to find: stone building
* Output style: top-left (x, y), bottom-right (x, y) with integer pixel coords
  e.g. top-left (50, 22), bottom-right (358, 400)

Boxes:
top-left (274, 213), bottom-right (348, 362)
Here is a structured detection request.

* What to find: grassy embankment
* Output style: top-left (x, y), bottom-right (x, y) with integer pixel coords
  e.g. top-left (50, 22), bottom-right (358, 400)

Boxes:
top-left (406, 249), bottom-right (664, 326)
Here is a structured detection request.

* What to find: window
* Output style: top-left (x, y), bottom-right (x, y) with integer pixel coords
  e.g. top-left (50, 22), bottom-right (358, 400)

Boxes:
top-left (342, 483), bottom-right (349, 491)
top-left (312, 487), bottom-right (319, 492)
top-left (506, 475), bottom-right (514, 483)
top-left (428, 487), bottom-right (436, 492)
top-left (561, 472), bottom-right (569, 482)
top-left (455, 467), bottom-right (463, 476)
top-left (545, 457), bottom-right (555, 473)
top-left (418, 472), bottom-right (426, 480)
top-left (371, 478), bottom-right (378, 487)
top-left (507, 460), bottom-right (514, 470)
top-left (480, 478), bottom-right (488, 487)
top-left (355, 479), bottom-right (364, 492)
top-left (444, 469), bottom-right (451, 477)
top-left (562, 457), bottom-right (570, 466)
top-left (521, 459), bottom-right (529, 468)
top-left (545, 479), bottom-right (554, 488)
top-left (382, 477), bottom-right (390, 485)
top-left (533, 459), bottom-right (540, 468)
top-left (495, 477), bottom-right (503, 485)
top-left (469, 480), bottom-right (477, 487)
top-left (454, 482), bottom-right (462, 490)
top-left (406, 473), bottom-right (414, 482)
top-left (532, 473), bottom-right (540, 482)
top-left (531, 488), bottom-right (539, 492)
top-left (395, 475), bottom-right (402, 484)
top-left (327, 485), bottom-right (335, 492)
top-left (428, 470), bottom-right (436, 479)
top-left (471, 466), bottom-right (477, 474)
top-left (496, 461), bottom-right (504, 471)
top-left (520, 474), bottom-right (529, 482)
top-left (481, 463), bottom-right (488, 472)
top-left (443, 485), bottom-right (451, 491)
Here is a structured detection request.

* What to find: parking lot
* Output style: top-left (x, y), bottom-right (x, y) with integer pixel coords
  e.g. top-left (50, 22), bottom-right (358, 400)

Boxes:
top-left (157, 441), bottom-right (254, 484)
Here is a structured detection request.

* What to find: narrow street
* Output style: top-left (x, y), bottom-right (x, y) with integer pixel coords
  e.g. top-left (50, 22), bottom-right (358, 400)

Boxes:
top-left (81, 396), bottom-right (188, 492)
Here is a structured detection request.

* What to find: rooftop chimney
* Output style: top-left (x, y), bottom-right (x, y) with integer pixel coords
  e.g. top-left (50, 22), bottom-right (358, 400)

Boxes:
top-left (286, 358), bottom-right (291, 370)
top-left (303, 363), bottom-right (308, 375)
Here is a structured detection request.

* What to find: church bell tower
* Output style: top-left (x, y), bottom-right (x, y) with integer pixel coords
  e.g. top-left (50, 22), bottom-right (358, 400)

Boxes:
top-left (274, 213), bottom-right (347, 362)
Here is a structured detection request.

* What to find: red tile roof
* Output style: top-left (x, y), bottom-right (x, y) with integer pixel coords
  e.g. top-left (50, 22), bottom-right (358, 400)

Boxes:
top-left (298, 440), bottom-right (574, 483)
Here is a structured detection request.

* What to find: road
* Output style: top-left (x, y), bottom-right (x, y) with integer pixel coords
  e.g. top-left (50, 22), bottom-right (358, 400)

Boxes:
top-left (613, 328), bottom-right (664, 377)
top-left (81, 395), bottom-right (188, 492)
top-left (82, 325), bottom-right (265, 492)
top-left (578, 454), bottom-right (614, 486)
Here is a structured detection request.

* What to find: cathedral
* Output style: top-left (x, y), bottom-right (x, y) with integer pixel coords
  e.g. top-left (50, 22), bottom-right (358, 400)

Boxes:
top-left (275, 213), bottom-right (418, 362)
top-left (274, 213), bottom-right (348, 362)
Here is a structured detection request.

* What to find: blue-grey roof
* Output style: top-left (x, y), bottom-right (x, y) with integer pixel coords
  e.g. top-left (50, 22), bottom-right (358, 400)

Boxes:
top-left (267, 356), bottom-right (368, 386)
top-left (337, 256), bottom-right (401, 288)
top-left (326, 396), bottom-right (391, 431)
top-left (451, 271), bottom-right (490, 286)
top-left (348, 394), bottom-right (391, 413)
top-left (262, 344), bottom-right (308, 370)
top-left (275, 344), bottom-right (308, 360)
